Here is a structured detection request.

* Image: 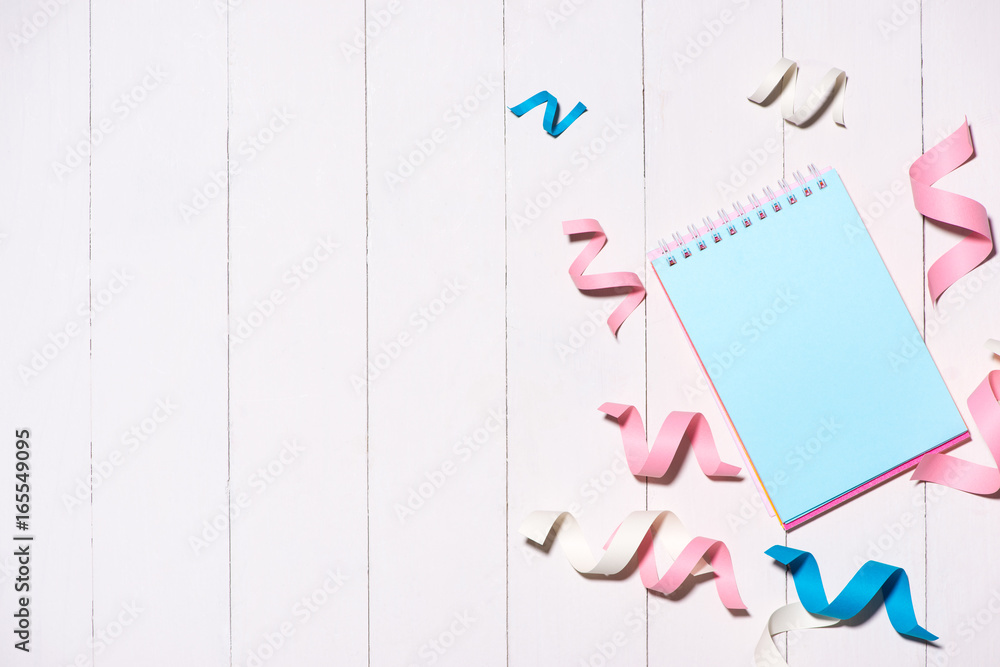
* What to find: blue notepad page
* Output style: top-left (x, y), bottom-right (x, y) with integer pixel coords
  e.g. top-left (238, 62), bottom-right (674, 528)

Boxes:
top-left (651, 169), bottom-right (967, 526)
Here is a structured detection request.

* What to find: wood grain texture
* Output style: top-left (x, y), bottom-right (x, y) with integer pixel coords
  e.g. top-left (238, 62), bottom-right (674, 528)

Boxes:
top-left (2, 0), bottom-right (997, 665)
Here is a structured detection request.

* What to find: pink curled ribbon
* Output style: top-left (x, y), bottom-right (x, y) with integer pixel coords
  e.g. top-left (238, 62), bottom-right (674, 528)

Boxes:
top-left (520, 510), bottom-right (746, 610)
top-left (563, 219), bottom-right (645, 336)
top-left (911, 370), bottom-right (1000, 494)
top-left (909, 119), bottom-right (993, 303)
top-left (599, 403), bottom-right (741, 479)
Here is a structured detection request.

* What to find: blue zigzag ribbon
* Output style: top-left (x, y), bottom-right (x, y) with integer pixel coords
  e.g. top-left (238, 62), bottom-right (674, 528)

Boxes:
top-left (508, 91), bottom-right (586, 137)
top-left (767, 546), bottom-right (936, 641)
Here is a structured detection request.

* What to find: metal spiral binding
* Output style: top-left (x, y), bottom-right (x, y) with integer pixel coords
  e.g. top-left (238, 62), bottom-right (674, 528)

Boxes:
top-left (658, 164), bottom-right (826, 266)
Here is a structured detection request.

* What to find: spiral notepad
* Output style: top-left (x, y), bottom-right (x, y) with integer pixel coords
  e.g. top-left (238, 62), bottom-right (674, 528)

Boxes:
top-left (649, 167), bottom-right (969, 530)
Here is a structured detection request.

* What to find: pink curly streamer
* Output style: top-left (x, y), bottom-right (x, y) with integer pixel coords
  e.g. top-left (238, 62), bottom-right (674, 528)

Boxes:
top-left (909, 119), bottom-right (994, 303)
top-left (911, 370), bottom-right (1000, 494)
top-left (563, 218), bottom-right (645, 336)
top-left (631, 532), bottom-right (746, 610)
top-left (599, 403), bottom-right (742, 479)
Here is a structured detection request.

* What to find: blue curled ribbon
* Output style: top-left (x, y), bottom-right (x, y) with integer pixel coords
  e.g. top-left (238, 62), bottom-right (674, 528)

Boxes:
top-left (766, 545), bottom-right (937, 642)
top-left (508, 91), bottom-right (586, 137)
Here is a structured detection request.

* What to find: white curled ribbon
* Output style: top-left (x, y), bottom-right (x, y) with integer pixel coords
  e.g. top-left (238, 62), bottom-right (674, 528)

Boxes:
top-left (520, 511), bottom-right (747, 609)
top-left (754, 603), bottom-right (839, 667)
top-left (520, 510), bottom-right (710, 574)
top-left (748, 58), bottom-right (847, 127)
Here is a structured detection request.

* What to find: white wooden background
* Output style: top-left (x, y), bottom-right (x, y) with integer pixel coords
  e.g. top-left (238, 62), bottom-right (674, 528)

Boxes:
top-left (3, 0), bottom-right (1000, 665)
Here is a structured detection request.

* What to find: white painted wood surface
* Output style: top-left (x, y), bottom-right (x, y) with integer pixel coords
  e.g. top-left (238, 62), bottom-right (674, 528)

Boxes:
top-left (3, 0), bottom-right (999, 665)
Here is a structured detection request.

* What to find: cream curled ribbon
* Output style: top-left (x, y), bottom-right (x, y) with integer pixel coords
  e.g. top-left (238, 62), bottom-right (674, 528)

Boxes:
top-left (911, 369), bottom-right (1000, 494)
top-left (754, 603), bottom-right (839, 667)
top-left (563, 219), bottom-right (645, 337)
top-left (747, 58), bottom-right (847, 127)
top-left (519, 510), bottom-right (746, 609)
top-left (909, 119), bottom-right (993, 303)
top-left (599, 403), bottom-right (742, 479)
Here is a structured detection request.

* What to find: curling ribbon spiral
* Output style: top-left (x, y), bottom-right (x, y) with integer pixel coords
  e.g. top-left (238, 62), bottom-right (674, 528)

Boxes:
top-left (911, 370), bottom-right (1000, 494)
top-left (909, 119), bottom-right (993, 303)
top-left (520, 511), bottom-right (745, 610)
top-left (599, 403), bottom-right (741, 479)
top-left (747, 58), bottom-right (847, 127)
top-left (563, 219), bottom-right (645, 336)
top-left (754, 603), bottom-right (839, 667)
top-left (756, 546), bottom-right (936, 666)
top-left (768, 546), bottom-right (935, 640)
top-left (508, 91), bottom-right (587, 137)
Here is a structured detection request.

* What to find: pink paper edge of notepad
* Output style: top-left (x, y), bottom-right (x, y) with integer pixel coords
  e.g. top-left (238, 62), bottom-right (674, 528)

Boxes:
top-left (782, 431), bottom-right (970, 530)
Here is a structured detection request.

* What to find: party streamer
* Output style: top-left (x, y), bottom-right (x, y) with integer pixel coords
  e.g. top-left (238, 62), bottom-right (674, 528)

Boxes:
top-left (508, 91), bottom-right (587, 137)
top-left (563, 218), bottom-right (645, 336)
top-left (754, 603), bottom-right (839, 667)
top-left (599, 403), bottom-right (741, 479)
top-left (747, 58), bottom-right (847, 126)
top-left (911, 370), bottom-right (1000, 494)
top-left (909, 119), bottom-right (994, 303)
top-left (767, 546), bottom-right (936, 641)
top-left (987, 339), bottom-right (1000, 357)
top-left (520, 511), bottom-right (745, 609)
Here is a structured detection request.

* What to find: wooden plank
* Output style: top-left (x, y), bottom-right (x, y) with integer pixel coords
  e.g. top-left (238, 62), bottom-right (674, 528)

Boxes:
top-left (228, 2), bottom-right (369, 665)
top-left (0, 1), bottom-right (92, 664)
top-left (505, 1), bottom-right (647, 664)
top-left (922, 2), bottom-right (1000, 664)
top-left (642, 0), bottom-right (787, 664)
top-left (90, 2), bottom-right (229, 663)
top-left (366, 2), bottom-right (507, 665)
top-left (782, 1), bottom-right (927, 664)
